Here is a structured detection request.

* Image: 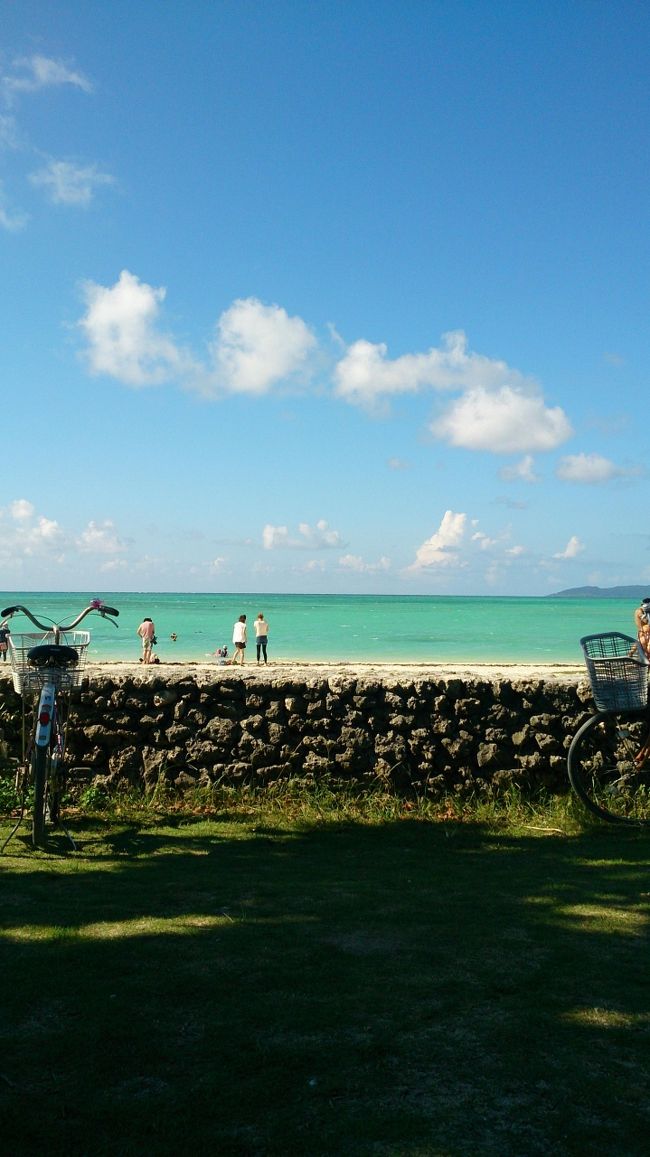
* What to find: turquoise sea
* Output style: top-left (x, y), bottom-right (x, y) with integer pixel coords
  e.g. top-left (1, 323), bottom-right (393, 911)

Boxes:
top-left (0, 592), bottom-right (642, 665)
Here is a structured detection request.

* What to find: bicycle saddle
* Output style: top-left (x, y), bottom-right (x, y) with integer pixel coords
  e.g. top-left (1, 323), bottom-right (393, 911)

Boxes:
top-left (27, 644), bottom-right (79, 668)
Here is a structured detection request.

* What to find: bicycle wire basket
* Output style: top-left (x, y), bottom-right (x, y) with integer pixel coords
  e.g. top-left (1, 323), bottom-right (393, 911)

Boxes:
top-left (7, 631), bottom-right (91, 695)
top-left (580, 632), bottom-right (649, 712)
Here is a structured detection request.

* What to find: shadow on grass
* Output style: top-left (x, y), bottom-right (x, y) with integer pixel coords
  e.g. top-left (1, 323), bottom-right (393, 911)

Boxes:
top-left (0, 814), bottom-right (649, 1155)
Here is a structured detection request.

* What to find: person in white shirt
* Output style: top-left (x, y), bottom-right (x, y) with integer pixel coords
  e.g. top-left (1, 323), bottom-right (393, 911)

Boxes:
top-left (254, 613), bottom-right (269, 664)
top-left (231, 615), bottom-right (247, 665)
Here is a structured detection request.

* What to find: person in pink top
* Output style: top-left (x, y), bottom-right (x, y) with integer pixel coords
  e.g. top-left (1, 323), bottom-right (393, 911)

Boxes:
top-left (137, 617), bottom-right (156, 664)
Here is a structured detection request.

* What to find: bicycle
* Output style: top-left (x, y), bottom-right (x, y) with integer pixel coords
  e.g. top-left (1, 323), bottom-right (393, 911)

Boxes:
top-left (1, 599), bottom-right (119, 848)
top-left (567, 631), bottom-right (650, 823)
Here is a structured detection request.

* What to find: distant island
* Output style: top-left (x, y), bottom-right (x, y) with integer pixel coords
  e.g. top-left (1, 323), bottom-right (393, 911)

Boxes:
top-left (549, 585), bottom-right (649, 599)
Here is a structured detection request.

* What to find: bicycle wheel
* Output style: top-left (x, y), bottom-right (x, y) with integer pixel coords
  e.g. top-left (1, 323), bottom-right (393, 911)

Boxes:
top-left (31, 742), bottom-right (49, 846)
top-left (568, 711), bottom-right (650, 823)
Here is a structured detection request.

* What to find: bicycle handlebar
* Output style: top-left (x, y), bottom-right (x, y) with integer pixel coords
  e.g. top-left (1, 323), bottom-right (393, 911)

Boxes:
top-left (0, 602), bottom-right (119, 632)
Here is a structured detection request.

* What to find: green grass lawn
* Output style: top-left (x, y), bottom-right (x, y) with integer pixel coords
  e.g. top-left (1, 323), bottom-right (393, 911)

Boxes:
top-left (0, 798), bottom-right (649, 1155)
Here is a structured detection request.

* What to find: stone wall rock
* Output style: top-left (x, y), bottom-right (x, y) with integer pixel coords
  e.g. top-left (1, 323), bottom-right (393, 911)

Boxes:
top-left (0, 670), bottom-right (593, 799)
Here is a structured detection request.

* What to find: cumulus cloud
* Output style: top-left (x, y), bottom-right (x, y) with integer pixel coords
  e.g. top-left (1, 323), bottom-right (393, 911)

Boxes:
top-left (77, 519), bottom-right (126, 555)
top-left (211, 298), bottom-right (316, 396)
top-left (333, 329), bottom-right (571, 455)
top-left (30, 160), bottom-right (114, 206)
top-left (498, 454), bottom-right (540, 483)
top-left (76, 285), bottom-right (574, 469)
top-left (338, 553), bottom-right (391, 573)
top-left (334, 329), bottom-right (525, 411)
top-left (78, 270), bottom-right (196, 386)
top-left (10, 498), bottom-right (35, 520)
top-left (431, 386), bottom-right (571, 454)
top-left (77, 275), bottom-right (316, 396)
top-left (0, 500), bottom-right (135, 571)
top-left (472, 531), bottom-right (497, 551)
top-left (553, 535), bottom-right (585, 560)
top-left (0, 500), bottom-right (65, 558)
top-left (555, 453), bottom-right (630, 484)
top-left (406, 510), bottom-right (467, 571)
top-left (262, 520), bottom-right (344, 551)
top-left (2, 55), bottom-right (92, 102)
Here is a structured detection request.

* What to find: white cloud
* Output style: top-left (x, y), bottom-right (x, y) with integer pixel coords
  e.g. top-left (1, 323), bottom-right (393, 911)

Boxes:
top-left (263, 519), bottom-right (344, 551)
top-left (431, 386), bottom-right (572, 454)
top-left (10, 498), bottom-right (35, 521)
top-left (553, 535), bottom-right (584, 560)
top-left (334, 329), bottom-right (571, 455)
top-left (338, 553), bottom-right (391, 573)
top-left (2, 55), bottom-right (92, 102)
top-left (11, 516), bottom-right (65, 557)
top-left (506, 545), bottom-right (526, 556)
top-left (498, 454), bottom-right (540, 483)
top-left (77, 277), bottom-right (315, 397)
top-left (77, 520), bottom-right (126, 555)
top-left (334, 329), bottom-right (526, 411)
top-left (472, 531), bottom-right (497, 551)
top-left (78, 270), bottom-right (196, 386)
top-left (387, 456), bottom-right (409, 471)
top-left (406, 510), bottom-right (467, 571)
top-left (211, 298), bottom-right (316, 396)
top-left (30, 160), bottom-right (114, 206)
top-left (262, 525), bottom-right (291, 550)
top-left (1, 55), bottom-right (110, 226)
top-left (0, 499), bottom-right (64, 557)
top-left (75, 287), bottom-right (575, 472)
top-left (211, 557), bottom-right (226, 572)
top-left (555, 453), bottom-right (628, 484)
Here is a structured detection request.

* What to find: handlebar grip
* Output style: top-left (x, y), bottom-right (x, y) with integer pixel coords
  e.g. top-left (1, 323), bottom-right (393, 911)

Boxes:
top-left (1, 606), bottom-right (19, 617)
top-left (101, 605), bottom-right (119, 617)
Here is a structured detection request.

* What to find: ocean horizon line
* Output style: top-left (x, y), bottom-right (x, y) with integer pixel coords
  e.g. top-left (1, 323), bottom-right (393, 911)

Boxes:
top-left (1, 589), bottom-right (587, 601)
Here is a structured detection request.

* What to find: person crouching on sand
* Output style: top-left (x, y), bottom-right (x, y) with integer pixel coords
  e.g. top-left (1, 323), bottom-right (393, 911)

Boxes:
top-left (231, 615), bottom-right (247, 665)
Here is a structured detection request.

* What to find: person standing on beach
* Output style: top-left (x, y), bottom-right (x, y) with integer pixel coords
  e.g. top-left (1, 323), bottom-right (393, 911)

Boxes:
top-left (635, 598), bottom-right (650, 659)
top-left (254, 613), bottom-right (269, 665)
top-left (137, 616), bottom-right (156, 664)
top-left (0, 621), bottom-right (9, 662)
top-left (231, 614), bottom-right (247, 665)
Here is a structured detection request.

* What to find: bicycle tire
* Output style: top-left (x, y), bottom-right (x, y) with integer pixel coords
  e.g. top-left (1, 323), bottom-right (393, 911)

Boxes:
top-left (568, 711), bottom-right (650, 823)
top-left (31, 742), bottom-right (49, 846)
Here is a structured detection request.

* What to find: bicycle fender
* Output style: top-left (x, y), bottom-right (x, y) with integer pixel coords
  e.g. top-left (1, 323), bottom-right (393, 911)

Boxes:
top-left (35, 685), bottom-right (56, 747)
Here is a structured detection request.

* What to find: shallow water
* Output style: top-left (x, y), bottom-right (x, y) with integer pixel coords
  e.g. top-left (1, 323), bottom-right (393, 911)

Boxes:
top-left (0, 591), bottom-right (639, 665)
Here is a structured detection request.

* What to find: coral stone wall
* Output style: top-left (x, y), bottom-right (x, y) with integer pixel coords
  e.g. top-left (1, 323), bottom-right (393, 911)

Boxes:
top-left (0, 671), bottom-right (593, 797)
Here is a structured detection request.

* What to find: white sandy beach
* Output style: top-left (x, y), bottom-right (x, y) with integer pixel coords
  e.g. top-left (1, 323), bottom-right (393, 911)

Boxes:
top-left (84, 659), bottom-right (585, 684)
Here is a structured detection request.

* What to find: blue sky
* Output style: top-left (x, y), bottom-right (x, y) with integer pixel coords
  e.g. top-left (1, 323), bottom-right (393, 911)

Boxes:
top-left (1, 0), bottom-right (649, 596)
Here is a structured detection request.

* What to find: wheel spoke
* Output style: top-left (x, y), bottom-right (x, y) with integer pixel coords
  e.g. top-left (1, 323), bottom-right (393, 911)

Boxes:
top-left (568, 712), bottom-right (650, 823)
